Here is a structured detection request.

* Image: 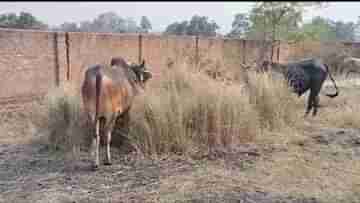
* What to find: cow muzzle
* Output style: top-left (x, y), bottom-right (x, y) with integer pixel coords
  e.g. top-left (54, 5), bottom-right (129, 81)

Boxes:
top-left (143, 70), bottom-right (153, 81)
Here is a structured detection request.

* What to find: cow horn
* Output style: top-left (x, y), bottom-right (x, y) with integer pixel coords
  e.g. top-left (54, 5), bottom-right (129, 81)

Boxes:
top-left (141, 60), bottom-right (145, 67)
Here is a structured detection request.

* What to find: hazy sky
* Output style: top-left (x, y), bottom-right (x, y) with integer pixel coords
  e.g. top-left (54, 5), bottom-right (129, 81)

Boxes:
top-left (1, 2), bottom-right (359, 34)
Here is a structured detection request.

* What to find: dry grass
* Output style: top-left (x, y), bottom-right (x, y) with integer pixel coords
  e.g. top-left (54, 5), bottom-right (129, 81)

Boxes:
top-left (323, 103), bottom-right (360, 129)
top-left (35, 60), bottom-right (360, 154)
top-left (128, 63), bottom-right (302, 156)
top-left (5, 61), bottom-right (360, 203)
top-left (243, 145), bottom-right (360, 203)
top-left (0, 101), bottom-right (42, 144)
top-left (129, 64), bottom-right (259, 156)
top-left (318, 76), bottom-right (360, 129)
top-left (247, 72), bottom-right (302, 131)
top-left (36, 62), bottom-right (304, 158)
top-left (35, 82), bottom-right (88, 155)
top-left (36, 62), bottom-right (360, 165)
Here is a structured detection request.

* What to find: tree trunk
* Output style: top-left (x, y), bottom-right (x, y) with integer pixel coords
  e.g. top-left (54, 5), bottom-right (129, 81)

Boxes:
top-left (270, 7), bottom-right (276, 64)
top-left (257, 15), bottom-right (268, 69)
top-left (270, 25), bottom-right (276, 63)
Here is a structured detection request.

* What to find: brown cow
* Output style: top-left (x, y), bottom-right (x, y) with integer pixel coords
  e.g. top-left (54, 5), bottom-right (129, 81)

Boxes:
top-left (81, 57), bottom-right (152, 170)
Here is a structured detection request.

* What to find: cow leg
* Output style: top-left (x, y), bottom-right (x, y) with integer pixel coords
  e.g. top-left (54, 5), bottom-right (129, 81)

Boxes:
top-left (346, 71), bottom-right (351, 78)
top-left (91, 119), bottom-right (100, 170)
top-left (104, 128), bottom-right (113, 165)
top-left (104, 118), bottom-right (116, 166)
top-left (312, 95), bottom-right (320, 116)
top-left (305, 94), bottom-right (313, 117)
top-left (309, 84), bottom-right (322, 117)
top-left (115, 108), bottom-right (131, 137)
top-left (122, 109), bottom-right (131, 136)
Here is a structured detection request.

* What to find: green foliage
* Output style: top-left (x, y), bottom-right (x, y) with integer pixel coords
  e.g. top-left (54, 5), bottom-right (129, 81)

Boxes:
top-left (245, 2), bottom-right (320, 41)
top-left (301, 16), bottom-right (358, 42)
top-left (301, 16), bottom-right (337, 41)
top-left (164, 21), bottom-right (188, 35)
top-left (54, 12), bottom-right (141, 33)
top-left (187, 15), bottom-right (219, 36)
top-left (140, 16), bottom-right (152, 33)
top-left (89, 12), bottom-right (138, 33)
top-left (164, 15), bottom-right (220, 37)
top-left (55, 22), bottom-right (80, 32)
top-left (124, 17), bottom-right (139, 33)
top-left (227, 13), bottom-right (250, 38)
top-left (238, 2), bottom-right (357, 43)
top-left (330, 20), bottom-right (357, 41)
top-left (0, 11), bottom-right (48, 30)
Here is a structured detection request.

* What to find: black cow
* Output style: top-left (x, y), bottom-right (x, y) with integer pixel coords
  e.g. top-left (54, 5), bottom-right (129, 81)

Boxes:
top-left (262, 58), bottom-right (339, 116)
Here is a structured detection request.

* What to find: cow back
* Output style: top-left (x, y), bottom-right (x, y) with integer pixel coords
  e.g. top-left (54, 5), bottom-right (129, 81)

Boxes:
top-left (82, 64), bottom-right (138, 121)
top-left (283, 58), bottom-right (327, 95)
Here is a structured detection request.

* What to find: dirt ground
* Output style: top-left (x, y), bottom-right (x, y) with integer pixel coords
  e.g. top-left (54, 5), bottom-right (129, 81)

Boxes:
top-left (1, 77), bottom-right (360, 203)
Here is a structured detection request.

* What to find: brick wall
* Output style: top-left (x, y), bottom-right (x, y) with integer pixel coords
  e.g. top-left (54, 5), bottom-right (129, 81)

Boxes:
top-left (1, 28), bottom-right (360, 103)
top-left (66, 32), bottom-right (139, 89)
top-left (142, 35), bottom-right (196, 74)
top-left (0, 29), bottom-right (61, 103)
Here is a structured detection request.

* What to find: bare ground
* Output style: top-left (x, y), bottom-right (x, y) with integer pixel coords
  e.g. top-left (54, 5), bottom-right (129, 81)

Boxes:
top-left (1, 80), bottom-right (360, 203)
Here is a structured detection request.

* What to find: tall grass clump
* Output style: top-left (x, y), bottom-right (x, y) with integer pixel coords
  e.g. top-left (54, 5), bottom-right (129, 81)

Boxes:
top-left (39, 83), bottom-right (88, 154)
top-left (246, 71), bottom-right (301, 132)
top-left (129, 65), bottom-right (259, 156)
top-left (37, 63), bottom-right (303, 158)
top-left (320, 78), bottom-right (360, 129)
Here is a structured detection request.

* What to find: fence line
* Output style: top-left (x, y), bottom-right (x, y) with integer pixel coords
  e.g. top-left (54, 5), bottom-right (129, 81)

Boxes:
top-left (0, 28), bottom-right (359, 103)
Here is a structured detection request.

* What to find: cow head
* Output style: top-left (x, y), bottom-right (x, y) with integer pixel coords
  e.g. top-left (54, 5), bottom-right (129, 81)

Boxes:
top-left (131, 60), bottom-right (153, 87)
top-left (261, 60), bottom-right (271, 72)
top-left (110, 57), bottom-right (153, 87)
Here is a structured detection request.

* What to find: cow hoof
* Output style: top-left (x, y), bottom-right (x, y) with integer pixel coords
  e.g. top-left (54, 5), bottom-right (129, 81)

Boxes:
top-left (104, 162), bottom-right (112, 166)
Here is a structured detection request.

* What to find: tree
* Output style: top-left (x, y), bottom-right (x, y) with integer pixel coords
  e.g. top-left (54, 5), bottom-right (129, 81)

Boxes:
top-left (0, 12), bottom-right (48, 30)
top-left (356, 17), bottom-right (360, 42)
top-left (164, 15), bottom-right (219, 37)
top-left (300, 16), bottom-right (358, 42)
top-left (301, 16), bottom-right (336, 41)
top-left (330, 20), bottom-right (357, 42)
top-left (140, 16), bottom-right (152, 33)
top-left (164, 21), bottom-right (188, 35)
top-left (227, 13), bottom-right (250, 38)
top-left (79, 20), bottom-right (93, 32)
top-left (187, 15), bottom-right (219, 36)
top-left (0, 13), bottom-right (17, 28)
top-left (53, 12), bottom-right (142, 33)
top-left (125, 17), bottom-right (140, 33)
top-left (57, 22), bottom-right (80, 32)
top-left (245, 2), bottom-right (323, 63)
top-left (91, 11), bottom-right (123, 33)
top-left (68, 12), bottom-right (139, 33)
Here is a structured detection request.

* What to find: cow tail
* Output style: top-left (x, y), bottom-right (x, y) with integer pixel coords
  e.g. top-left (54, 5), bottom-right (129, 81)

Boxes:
top-left (324, 63), bottom-right (339, 98)
top-left (95, 73), bottom-right (102, 121)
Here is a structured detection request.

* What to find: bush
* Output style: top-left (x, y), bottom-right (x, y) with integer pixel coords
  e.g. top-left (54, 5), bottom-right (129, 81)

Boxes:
top-left (129, 65), bottom-right (300, 156)
top-left (246, 72), bottom-right (300, 131)
top-left (40, 83), bottom-right (88, 153)
top-left (39, 64), bottom-right (301, 157)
